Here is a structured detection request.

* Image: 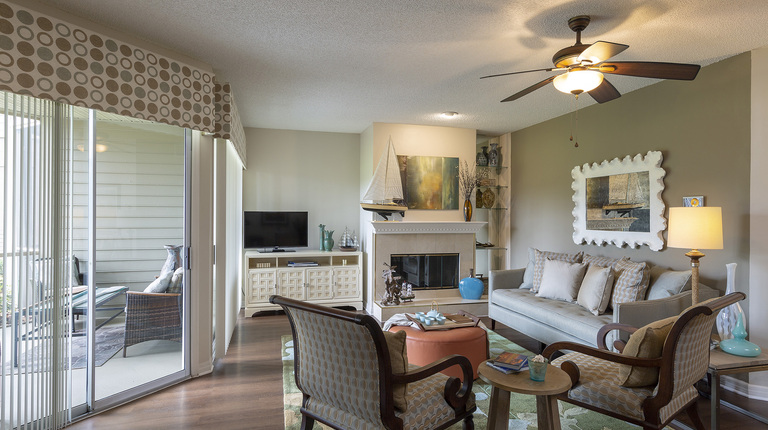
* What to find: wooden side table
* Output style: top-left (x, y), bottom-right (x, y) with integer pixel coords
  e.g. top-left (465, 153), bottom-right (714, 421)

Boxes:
top-left (478, 360), bottom-right (571, 430)
top-left (708, 348), bottom-right (768, 430)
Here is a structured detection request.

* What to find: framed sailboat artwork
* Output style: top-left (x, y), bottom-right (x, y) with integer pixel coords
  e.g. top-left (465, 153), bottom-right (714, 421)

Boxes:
top-left (571, 151), bottom-right (666, 251)
top-left (360, 137), bottom-right (408, 220)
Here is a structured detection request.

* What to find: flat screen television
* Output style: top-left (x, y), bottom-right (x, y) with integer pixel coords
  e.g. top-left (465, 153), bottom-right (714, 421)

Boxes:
top-left (243, 211), bottom-right (308, 252)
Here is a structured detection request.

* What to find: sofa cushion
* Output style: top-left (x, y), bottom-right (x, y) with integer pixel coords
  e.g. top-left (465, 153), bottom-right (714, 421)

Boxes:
top-left (493, 288), bottom-right (612, 343)
top-left (383, 329), bottom-right (409, 411)
top-left (532, 249), bottom-right (583, 293)
top-left (577, 265), bottom-right (615, 316)
top-left (646, 266), bottom-right (692, 300)
top-left (520, 247), bottom-right (536, 290)
top-left (619, 316), bottom-right (676, 387)
top-left (611, 259), bottom-right (651, 308)
top-left (536, 259), bottom-right (587, 302)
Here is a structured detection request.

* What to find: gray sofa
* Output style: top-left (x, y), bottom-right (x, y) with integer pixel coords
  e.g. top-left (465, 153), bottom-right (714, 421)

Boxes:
top-left (488, 256), bottom-right (720, 349)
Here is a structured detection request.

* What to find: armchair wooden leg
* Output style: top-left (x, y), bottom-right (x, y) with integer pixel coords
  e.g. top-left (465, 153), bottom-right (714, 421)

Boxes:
top-left (300, 414), bottom-right (315, 430)
top-left (462, 415), bottom-right (474, 430)
top-left (685, 401), bottom-right (705, 430)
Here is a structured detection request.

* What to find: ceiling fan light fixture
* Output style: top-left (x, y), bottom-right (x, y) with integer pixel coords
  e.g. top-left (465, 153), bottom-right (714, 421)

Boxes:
top-left (553, 69), bottom-right (604, 95)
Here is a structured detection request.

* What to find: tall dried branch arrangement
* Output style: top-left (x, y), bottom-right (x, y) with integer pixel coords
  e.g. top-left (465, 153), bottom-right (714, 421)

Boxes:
top-left (459, 161), bottom-right (476, 200)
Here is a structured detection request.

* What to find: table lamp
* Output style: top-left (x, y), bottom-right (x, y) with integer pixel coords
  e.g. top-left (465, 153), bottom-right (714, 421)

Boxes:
top-left (667, 207), bottom-right (723, 304)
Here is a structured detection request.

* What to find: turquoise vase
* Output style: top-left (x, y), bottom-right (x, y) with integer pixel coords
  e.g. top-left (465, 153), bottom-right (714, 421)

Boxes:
top-left (719, 311), bottom-right (762, 357)
top-left (459, 270), bottom-right (484, 300)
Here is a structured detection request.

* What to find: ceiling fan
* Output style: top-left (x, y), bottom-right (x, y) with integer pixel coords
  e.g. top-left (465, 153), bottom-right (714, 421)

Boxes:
top-left (482, 15), bottom-right (701, 104)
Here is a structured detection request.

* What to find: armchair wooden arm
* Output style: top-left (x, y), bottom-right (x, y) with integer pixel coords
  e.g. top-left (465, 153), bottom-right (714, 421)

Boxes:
top-left (596, 323), bottom-right (639, 351)
top-left (393, 354), bottom-right (474, 411)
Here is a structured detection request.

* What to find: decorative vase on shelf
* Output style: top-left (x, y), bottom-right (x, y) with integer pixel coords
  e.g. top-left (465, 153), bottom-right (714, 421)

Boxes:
top-left (716, 263), bottom-right (741, 340)
top-left (463, 199), bottom-right (473, 222)
top-left (161, 245), bottom-right (182, 274)
top-left (323, 230), bottom-right (335, 251)
top-left (459, 269), bottom-right (484, 300)
top-left (476, 146), bottom-right (488, 166)
top-left (488, 143), bottom-right (499, 167)
top-left (319, 224), bottom-right (326, 251)
top-left (476, 189), bottom-right (484, 209)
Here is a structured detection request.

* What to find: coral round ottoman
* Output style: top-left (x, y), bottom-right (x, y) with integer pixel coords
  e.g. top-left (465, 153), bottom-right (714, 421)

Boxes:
top-left (388, 326), bottom-right (488, 380)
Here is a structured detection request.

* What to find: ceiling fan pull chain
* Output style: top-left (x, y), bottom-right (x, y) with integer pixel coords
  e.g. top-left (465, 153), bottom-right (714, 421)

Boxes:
top-left (574, 96), bottom-right (579, 147)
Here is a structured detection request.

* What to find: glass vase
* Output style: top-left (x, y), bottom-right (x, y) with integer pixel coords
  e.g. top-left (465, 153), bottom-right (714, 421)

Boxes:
top-left (717, 263), bottom-right (743, 340)
top-left (463, 199), bottom-right (472, 222)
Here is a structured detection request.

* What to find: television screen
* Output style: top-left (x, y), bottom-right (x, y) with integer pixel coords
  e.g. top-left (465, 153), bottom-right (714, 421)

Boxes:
top-left (244, 211), bottom-right (308, 251)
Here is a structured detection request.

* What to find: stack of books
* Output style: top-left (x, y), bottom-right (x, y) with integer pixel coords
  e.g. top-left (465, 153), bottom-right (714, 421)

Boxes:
top-left (485, 352), bottom-right (529, 374)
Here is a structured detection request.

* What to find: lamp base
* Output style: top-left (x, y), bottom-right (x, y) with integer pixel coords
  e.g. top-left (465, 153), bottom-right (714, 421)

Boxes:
top-left (720, 338), bottom-right (762, 357)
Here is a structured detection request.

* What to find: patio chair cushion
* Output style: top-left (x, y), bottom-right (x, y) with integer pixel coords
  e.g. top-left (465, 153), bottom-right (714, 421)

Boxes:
top-left (144, 269), bottom-right (173, 293)
top-left (166, 267), bottom-right (184, 294)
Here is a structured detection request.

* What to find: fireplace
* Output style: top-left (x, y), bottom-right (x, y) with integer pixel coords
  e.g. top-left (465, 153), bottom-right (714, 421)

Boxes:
top-left (391, 253), bottom-right (459, 290)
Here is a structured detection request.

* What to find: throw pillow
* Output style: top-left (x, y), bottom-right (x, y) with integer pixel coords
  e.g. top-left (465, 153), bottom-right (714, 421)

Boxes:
top-left (646, 266), bottom-right (692, 300)
top-left (536, 259), bottom-right (587, 302)
top-left (531, 249), bottom-right (584, 293)
top-left (520, 247), bottom-right (536, 290)
top-left (144, 269), bottom-right (174, 293)
top-left (577, 265), bottom-right (615, 315)
top-left (166, 267), bottom-right (184, 294)
top-left (582, 253), bottom-right (626, 269)
top-left (383, 330), bottom-right (409, 411)
top-left (619, 316), bottom-right (677, 387)
top-left (611, 259), bottom-right (651, 308)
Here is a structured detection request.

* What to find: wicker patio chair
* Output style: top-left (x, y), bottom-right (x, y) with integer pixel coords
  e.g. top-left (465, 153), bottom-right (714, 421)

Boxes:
top-left (123, 267), bottom-right (183, 357)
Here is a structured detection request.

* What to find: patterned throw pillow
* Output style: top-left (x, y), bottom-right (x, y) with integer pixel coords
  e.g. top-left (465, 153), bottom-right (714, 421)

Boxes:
top-left (383, 330), bottom-right (409, 411)
top-left (582, 253), bottom-right (626, 269)
top-left (611, 259), bottom-right (651, 308)
top-left (531, 249), bottom-right (584, 293)
top-left (619, 316), bottom-right (676, 387)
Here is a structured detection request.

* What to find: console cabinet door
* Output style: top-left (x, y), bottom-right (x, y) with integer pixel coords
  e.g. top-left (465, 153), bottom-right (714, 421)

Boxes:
top-left (306, 267), bottom-right (334, 301)
top-left (333, 267), bottom-right (360, 300)
top-left (247, 269), bottom-right (277, 304)
top-left (278, 268), bottom-right (306, 300)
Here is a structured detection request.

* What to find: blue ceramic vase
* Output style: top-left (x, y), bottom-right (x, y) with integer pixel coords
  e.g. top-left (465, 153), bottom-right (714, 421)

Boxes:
top-left (459, 270), bottom-right (484, 300)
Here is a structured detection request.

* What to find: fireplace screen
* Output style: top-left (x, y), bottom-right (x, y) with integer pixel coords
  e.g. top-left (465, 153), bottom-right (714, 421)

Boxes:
top-left (390, 253), bottom-right (459, 290)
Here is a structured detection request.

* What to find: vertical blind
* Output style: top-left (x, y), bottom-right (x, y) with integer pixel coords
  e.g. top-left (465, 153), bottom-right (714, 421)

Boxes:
top-left (1, 92), bottom-right (72, 429)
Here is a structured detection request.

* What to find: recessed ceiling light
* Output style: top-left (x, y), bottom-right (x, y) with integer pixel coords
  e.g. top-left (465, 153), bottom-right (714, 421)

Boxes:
top-left (441, 111), bottom-right (459, 118)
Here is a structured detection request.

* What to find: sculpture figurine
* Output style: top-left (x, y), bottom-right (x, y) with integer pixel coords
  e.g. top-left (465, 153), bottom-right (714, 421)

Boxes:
top-left (380, 263), bottom-right (404, 306)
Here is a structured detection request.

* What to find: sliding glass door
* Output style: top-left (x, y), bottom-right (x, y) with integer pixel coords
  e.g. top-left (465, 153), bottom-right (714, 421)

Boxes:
top-left (1, 91), bottom-right (191, 428)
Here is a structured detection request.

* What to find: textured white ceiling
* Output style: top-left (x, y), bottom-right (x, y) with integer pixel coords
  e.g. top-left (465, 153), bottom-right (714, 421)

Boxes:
top-left (36, 0), bottom-right (768, 135)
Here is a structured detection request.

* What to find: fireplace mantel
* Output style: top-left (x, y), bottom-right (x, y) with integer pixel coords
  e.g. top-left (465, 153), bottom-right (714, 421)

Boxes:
top-left (370, 221), bottom-right (485, 235)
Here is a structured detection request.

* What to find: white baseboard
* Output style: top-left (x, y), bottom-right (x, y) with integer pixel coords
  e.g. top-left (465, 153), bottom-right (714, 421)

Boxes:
top-left (721, 375), bottom-right (768, 401)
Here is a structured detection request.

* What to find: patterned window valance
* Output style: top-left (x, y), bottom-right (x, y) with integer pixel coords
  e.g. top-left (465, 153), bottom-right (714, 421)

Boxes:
top-left (0, 1), bottom-right (216, 132)
top-left (214, 82), bottom-right (246, 166)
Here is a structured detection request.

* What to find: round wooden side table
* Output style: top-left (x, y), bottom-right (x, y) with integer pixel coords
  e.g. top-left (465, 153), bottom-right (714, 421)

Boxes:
top-left (478, 360), bottom-right (572, 430)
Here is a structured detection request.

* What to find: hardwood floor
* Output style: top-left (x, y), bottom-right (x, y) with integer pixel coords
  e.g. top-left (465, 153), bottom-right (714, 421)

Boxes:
top-left (67, 312), bottom-right (768, 429)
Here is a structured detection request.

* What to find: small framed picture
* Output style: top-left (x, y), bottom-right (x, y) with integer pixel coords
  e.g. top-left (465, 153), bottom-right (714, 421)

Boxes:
top-left (683, 196), bottom-right (704, 207)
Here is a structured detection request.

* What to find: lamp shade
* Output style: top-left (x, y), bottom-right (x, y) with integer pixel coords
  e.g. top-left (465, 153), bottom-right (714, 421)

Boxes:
top-left (553, 70), bottom-right (604, 94)
top-left (667, 207), bottom-right (723, 250)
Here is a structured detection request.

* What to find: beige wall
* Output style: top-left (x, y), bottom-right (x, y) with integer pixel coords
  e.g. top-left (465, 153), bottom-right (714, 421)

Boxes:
top-left (750, 47), bottom-right (768, 393)
top-left (243, 128), bottom-right (361, 250)
top-left (507, 53), bottom-right (751, 296)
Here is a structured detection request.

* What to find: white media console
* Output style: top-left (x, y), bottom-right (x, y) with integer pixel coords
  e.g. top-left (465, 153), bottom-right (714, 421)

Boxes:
top-left (243, 250), bottom-right (363, 315)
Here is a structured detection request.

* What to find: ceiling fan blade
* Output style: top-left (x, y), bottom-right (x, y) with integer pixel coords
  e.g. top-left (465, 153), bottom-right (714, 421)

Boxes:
top-left (599, 61), bottom-right (700, 80)
top-left (588, 78), bottom-right (621, 103)
top-left (481, 67), bottom-right (559, 79)
top-left (501, 76), bottom-right (557, 102)
top-left (578, 41), bottom-right (629, 64)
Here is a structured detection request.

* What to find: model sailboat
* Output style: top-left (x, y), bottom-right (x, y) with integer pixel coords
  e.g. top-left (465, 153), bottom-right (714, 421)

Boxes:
top-left (360, 137), bottom-right (407, 220)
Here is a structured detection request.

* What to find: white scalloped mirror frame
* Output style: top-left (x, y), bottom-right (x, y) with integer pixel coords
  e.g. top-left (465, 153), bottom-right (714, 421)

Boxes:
top-left (572, 151), bottom-right (666, 251)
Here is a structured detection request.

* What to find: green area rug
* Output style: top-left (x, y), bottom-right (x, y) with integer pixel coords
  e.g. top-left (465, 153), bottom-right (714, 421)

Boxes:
top-left (282, 329), bottom-right (659, 429)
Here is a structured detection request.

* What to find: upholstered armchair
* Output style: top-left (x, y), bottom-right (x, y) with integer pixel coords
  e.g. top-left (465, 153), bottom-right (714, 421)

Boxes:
top-left (270, 295), bottom-right (476, 430)
top-left (542, 292), bottom-right (745, 430)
